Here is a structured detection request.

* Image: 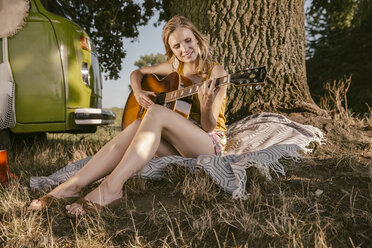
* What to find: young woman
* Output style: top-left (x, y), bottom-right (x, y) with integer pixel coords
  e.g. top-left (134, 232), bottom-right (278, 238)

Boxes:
top-left (28, 15), bottom-right (228, 216)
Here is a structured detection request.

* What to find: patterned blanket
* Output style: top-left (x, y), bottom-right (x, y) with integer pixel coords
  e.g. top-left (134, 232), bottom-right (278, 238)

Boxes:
top-left (30, 112), bottom-right (324, 199)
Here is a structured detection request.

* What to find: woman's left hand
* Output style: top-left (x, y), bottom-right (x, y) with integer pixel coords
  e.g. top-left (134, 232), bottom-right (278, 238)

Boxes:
top-left (198, 78), bottom-right (219, 110)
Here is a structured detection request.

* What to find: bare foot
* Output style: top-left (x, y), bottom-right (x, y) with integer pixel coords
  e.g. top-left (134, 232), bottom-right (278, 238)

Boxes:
top-left (28, 197), bottom-right (50, 211)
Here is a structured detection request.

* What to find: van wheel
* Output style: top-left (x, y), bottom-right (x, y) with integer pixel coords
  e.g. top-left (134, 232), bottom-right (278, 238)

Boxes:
top-left (0, 129), bottom-right (12, 150)
top-left (12, 132), bottom-right (47, 147)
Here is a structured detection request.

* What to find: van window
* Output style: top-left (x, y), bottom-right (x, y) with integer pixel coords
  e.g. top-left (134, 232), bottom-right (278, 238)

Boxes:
top-left (40, 0), bottom-right (73, 20)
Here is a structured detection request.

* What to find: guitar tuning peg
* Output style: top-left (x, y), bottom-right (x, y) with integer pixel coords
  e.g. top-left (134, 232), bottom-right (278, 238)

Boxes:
top-left (255, 85), bottom-right (261, 90)
top-left (249, 85), bottom-right (253, 91)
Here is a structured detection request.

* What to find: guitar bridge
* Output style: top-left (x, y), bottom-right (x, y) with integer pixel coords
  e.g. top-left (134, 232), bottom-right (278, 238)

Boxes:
top-left (137, 106), bottom-right (145, 119)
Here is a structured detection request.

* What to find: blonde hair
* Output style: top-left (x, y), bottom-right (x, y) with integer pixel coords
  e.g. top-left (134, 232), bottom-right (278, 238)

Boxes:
top-left (162, 15), bottom-right (213, 76)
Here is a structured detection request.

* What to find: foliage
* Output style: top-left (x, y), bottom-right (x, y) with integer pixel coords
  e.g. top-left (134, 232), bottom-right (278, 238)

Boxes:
top-left (127, 52), bottom-right (167, 91)
top-left (306, 0), bottom-right (372, 113)
top-left (57, 0), bottom-right (161, 80)
top-left (53, 0), bottom-right (173, 80)
top-left (134, 53), bottom-right (167, 68)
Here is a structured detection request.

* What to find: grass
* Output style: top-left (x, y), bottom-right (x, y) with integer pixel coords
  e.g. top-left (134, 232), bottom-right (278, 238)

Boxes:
top-left (1, 100), bottom-right (371, 247)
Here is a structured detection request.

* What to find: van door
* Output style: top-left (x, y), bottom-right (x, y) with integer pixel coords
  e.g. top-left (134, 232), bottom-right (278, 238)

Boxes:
top-left (8, 6), bottom-right (65, 124)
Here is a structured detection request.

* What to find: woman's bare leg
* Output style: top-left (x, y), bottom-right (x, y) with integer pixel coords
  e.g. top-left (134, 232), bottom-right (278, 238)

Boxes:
top-left (28, 118), bottom-right (180, 210)
top-left (66, 105), bottom-right (215, 214)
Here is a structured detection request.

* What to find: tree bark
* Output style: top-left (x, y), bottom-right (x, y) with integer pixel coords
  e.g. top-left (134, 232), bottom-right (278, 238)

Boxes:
top-left (166, 0), bottom-right (324, 123)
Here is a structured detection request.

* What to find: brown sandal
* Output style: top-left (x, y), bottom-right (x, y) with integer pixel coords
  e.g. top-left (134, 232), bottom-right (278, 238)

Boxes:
top-left (66, 197), bottom-right (125, 218)
top-left (28, 195), bottom-right (80, 211)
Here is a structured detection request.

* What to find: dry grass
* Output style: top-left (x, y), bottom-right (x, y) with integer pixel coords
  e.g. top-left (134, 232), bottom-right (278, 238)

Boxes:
top-left (1, 104), bottom-right (371, 247)
top-left (319, 76), bottom-right (372, 130)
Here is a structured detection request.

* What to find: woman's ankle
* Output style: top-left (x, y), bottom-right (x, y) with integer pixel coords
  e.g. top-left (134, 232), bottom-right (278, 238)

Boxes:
top-left (51, 181), bottom-right (82, 198)
top-left (100, 180), bottom-right (123, 197)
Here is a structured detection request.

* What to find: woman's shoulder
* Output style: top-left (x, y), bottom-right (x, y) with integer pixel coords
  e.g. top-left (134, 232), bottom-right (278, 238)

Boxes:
top-left (209, 63), bottom-right (227, 78)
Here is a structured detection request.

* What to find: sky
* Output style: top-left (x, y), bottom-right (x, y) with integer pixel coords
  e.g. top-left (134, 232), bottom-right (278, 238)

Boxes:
top-left (102, 15), bottom-right (165, 108)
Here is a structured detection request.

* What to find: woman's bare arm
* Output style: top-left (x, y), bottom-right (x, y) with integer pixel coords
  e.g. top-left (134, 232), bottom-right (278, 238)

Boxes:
top-left (199, 64), bottom-right (228, 132)
top-left (129, 62), bottom-right (173, 108)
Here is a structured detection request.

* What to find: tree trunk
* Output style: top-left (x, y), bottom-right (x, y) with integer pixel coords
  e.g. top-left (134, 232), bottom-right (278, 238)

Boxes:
top-left (166, 0), bottom-right (324, 123)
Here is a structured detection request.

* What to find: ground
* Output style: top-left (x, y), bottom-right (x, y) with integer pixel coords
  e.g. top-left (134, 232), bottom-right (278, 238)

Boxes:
top-left (0, 108), bottom-right (371, 247)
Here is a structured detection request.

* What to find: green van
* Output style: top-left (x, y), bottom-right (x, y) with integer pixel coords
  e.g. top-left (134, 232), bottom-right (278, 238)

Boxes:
top-left (0, 0), bottom-right (115, 147)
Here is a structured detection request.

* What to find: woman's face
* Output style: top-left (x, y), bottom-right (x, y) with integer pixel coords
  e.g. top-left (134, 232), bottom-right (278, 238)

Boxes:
top-left (168, 27), bottom-right (199, 63)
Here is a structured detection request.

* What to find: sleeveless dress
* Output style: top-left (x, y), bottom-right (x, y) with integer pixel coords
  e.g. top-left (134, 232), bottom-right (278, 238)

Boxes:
top-left (177, 62), bottom-right (227, 156)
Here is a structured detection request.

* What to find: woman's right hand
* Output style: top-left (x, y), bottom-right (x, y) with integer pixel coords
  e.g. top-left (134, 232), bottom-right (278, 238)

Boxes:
top-left (133, 89), bottom-right (157, 109)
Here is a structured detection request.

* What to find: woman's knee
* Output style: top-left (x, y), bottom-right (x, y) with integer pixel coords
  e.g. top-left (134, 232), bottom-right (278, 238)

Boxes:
top-left (144, 105), bottom-right (169, 123)
top-left (147, 104), bottom-right (164, 113)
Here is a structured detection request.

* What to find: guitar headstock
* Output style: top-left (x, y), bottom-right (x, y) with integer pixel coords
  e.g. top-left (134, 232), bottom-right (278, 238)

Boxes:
top-left (230, 66), bottom-right (267, 87)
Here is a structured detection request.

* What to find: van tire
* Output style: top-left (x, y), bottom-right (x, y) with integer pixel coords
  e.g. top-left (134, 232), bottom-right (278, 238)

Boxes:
top-left (13, 132), bottom-right (47, 147)
top-left (0, 129), bottom-right (12, 150)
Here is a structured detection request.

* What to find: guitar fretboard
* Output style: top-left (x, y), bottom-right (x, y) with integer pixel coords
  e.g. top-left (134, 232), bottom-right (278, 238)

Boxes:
top-left (164, 75), bottom-right (230, 103)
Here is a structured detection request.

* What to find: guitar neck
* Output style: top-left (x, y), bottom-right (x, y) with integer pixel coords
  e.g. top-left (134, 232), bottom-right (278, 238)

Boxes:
top-left (164, 75), bottom-right (231, 103)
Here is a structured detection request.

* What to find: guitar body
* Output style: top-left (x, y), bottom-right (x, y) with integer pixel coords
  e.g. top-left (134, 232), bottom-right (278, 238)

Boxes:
top-left (121, 72), bottom-right (194, 129)
top-left (121, 66), bottom-right (267, 130)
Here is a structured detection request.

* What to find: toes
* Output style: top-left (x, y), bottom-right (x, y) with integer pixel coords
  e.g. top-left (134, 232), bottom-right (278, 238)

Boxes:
top-left (67, 203), bottom-right (85, 216)
top-left (28, 200), bottom-right (42, 210)
top-left (67, 204), bottom-right (77, 214)
top-left (30, 200), bottom-right (41, 206)
top-left (66, 202), bottom-right (78, 211)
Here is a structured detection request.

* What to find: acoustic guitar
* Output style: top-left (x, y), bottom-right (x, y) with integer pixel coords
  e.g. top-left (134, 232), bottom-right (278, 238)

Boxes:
top-left (121, 66), bottom-right (267, 129)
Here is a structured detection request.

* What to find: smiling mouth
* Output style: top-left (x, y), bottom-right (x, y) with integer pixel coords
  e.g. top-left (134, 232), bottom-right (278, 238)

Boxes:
top-left (183, 51), bottom-right (193, 58)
